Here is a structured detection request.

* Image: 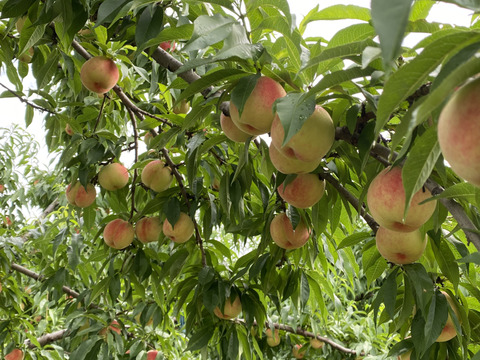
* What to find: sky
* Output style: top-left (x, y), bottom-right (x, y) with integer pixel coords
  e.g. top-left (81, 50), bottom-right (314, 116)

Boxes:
top-left (0, 1), bottom-right (474, 171)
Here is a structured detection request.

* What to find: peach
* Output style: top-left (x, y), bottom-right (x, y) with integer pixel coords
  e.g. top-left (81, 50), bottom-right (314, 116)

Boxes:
top-left (66, 182), bottom-right (96, 208)
top-left (375, 227), bottom-right (427, 264)
top-left (0, 184), bottom-right (4, 193)
top-left (230, 76), bottom-right (286, 135)
top-left (99, 320), bottom-right (121, 336)
top-left (103, 219), bottom-right (134, 249)
top-left (160, 41), bottom-right (176, 51)
top-left (18, 47), bottom-right (34, 63)
top-left (220, 112), bottom-right (251, 142)
top-left (162, 212), bottom-right (194, 243)
top-left (80, 56), bottom-right (119, 94)
top-left (5, 349), bottom-right (24, 360)
top-left (366, 167), bottom-right (437, 232)
top-left (213, 295), bottom-right (242, 319)
top-left (135, 217), bottom-right (163, 243)
top-left (436, 291), bottom-right (460, 342)
top-left (270, 213), bottom-right (311, 250)
top-left (310, 338), bottom-right (324, 349)
top-left (141, 160), bottom-right (173, 193)
top-left (173, 99), bottom-right (190, 114)
top-left (269, 143), bottom-right (321, 174)
top-left (144, 132), bottom-right (154, 147)
top-left (292, 344), bottom-right (305, 359)
top-left (265, 328), bottom-right (280, 347)
top-left (438, 77), bottom-right (480, 187)
top-left (65, 123), bottom-right (74, 136)
top-left (147, 350), bottom-right (159, 360)
top-left (271, 105), bottom-right (335, 162)
top-left (98, 163), bottom-right (129, 191)
top-left (277, 173), bottom-right (325, 208)
top-left (398, 350), bottom-right (411, 360)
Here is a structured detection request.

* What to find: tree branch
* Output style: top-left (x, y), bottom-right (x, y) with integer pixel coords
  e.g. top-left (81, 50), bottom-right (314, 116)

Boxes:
top-left (25, 329), bottom-right (67, 349)
top-left (0, 82), bottom-right (56, 114)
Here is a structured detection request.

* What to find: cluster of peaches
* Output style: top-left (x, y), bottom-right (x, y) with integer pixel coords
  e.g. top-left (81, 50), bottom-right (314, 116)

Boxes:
top-left (220, 76), bottom-right (335, 251)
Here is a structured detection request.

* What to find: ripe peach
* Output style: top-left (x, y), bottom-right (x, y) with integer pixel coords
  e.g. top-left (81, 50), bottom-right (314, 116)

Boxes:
top-left (271, 105), bottom-right (335, 162)
top-left (160, 41), bottom-right (176, 51)
top-left (135, 217), bottom-right (163, 243)
top-left (0, 184), bottom-right (4, 193)
top-left (80, 56), bottom-right (119, 94)
top-left (5, 348), bottom-right (24, 360)
top-left (147, 350), bottom-right (159, 360)
top-left (99, 320), bottom-right (121, 336)
top-left (277, 173), bottom-right (325, 209)
top-left (436, 291), bottom-right (460, 342)
top-left (366, 167), bottom-right (436, 232)
top-left (270, 213), bottom-right (311, 250)
top-left (269, 143), bottom-right (321, 174)
top-left (220, 112), bottom-right (251, 142)
top-left (213, 295), bottom-right (242, 319)
top-left (65, 123), bottom-right (74, 136)
top-left (141, 160), bottom-right (173, 193)
top-left (66, 182), bottom-right (97, 208)
top-left (230, 76), bottom-right (286, 135)
top-left (438, 77), bottom-right (480, 187)
top-left (103, 219), bottom-right (134, 249)
top-left (98, 163), bottom-right (129, 191)
top-left (265, 328), bottom-right (280, 347)
top-left (162, 212), bottom-right (195, 243)
top-left (375, 227), bottom-right (427, 264)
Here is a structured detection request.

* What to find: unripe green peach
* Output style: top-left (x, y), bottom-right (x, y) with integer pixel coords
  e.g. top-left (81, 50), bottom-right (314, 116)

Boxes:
top-left (141, 160), bottom-right (173, 193)
top-left (98, 163), bottom-right (129, 191)
top-left (213, 296), bottom-right (242, 319)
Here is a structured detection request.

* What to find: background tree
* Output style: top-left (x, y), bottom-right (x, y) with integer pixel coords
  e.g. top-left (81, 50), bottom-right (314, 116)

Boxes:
top-left (0, 0), bottom-right (480, 359)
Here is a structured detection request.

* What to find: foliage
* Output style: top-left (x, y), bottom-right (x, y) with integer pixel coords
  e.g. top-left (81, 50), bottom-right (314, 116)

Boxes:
top-left (0, 0), bottom-right (479, 359)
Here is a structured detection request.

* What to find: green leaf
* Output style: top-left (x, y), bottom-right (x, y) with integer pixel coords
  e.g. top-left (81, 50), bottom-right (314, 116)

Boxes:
top-left (230, 74), bottom-right (260, 119)
top-left (431, 237), bottom-right (460, 290)
top-left (160, 248), bottom-right (189, 280)
top-left (135, 4), bottom-right (164, 53)
top-left (371, 0), bottom-right (413, 69)
top-left (303, 4), bottom-right (370, 23)
top-left (401, 127), bottom-right (440, 219)
top-left (274, 93), bottom-right (316, 146)
top-left (18, 18), bottom-right (46, 56)
top-left (375, 31), bottom-right (480, 136)
top-left (183, 14), bottom-right (235, 52)
top-left (36, 50), bottom-right (61, 89)
top-left (337, 232), bottom-right (373, 250)
top-left (404, 263), bottom-right (434, 312)
top-left (424, 291), bottom-right (448, 349)
top-left (24, 104), bottom-right (33, 127)
top-left (457, 252), bottom-right (480, 264)
top-left (426, 182), bottom-right (480, 204)
top-left (1, 0), bottom-right (36, 18)
top-left (247, 0), bottom-right (293, 27)
top-left (186, 325), bottom-right (215, 351)
top-left (439, 0), bottom-right (480, 11)
top-left (95, 0), bottom-right (131, 27)
top-left (163, 197), bottom-right (181, 230)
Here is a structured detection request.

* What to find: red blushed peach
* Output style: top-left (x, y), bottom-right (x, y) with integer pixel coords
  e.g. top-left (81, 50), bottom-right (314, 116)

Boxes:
top-left (292, 344), bottom-right (305, 359)
top-left (80, 56), bottom-right (119, 94)
top-left (0, 184), bottom-right (4, 193)
top-left (141, 160), bottom-right (173, 193)
top-left (98, 163), bottom-right (129, 191)
top-left (65, 123), bottom-right (74, 135)
top-left (147, 350), bottom-right (159, 360)
top-left (271, 105), bottom-right (335, 163)
top-left (265, 328), bottom-right (280, 347)
top-left (99, 320), bottom-right (121, 336)
top-left (135, 217), bottom-right (163, 243)
top-left (213, 296), bottom-right (242, 319)
top-left (375, 226), bottom-right (427, 264)
top-left (270, 213), bottom-right (311, 250)
top-left (162, 212), bottom-right (195, 243)
top-left (103, 219), bottom-right (134, 249)
top-left (269, 143), bottom-right (321, 174)
top-left (230, 76), bottom-right (286, 135)
top-left (438, 77), bottom-right (480, 187)
top-left (277, 173), bottom-right (325, 209)
top-left (436, 291), bottom-right (460, 342)
top-left (160, 41), bottom-right (176, 51)
top-left (220, 112), bottom-right (251, 142)
top-left (366, 167), bottom-right (437, 232)
top-left (66, 182), bottom-right (97, 208)
top-left (5, 348), bottom-right (24, 360)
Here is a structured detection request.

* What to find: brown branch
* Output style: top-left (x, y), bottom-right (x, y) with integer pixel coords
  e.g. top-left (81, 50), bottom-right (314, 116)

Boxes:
top-left (322, 172), bottom-right (378, 233)
top-left (25, 329), bottom-right (67, 349)
top-left (127, 107), bottom-right (139, 221)
top-left (0, 82), bottom-right (56, 114)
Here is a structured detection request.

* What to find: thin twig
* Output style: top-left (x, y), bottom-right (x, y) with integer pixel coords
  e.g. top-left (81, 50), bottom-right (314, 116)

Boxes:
top-left (127, 107), bottom-right (139, 221)
top-left (93, 95), bottom-right (107, 132)
top-left (0, 82), bottom-right (56, 114)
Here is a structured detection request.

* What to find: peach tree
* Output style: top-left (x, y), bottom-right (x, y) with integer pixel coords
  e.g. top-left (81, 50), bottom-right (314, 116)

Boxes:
top-left (0, 0), bottom-right (480, 359)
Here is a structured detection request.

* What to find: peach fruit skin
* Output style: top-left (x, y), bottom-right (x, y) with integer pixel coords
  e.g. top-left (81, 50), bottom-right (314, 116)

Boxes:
top-left (135, 217), bottom-right (163, 243)
top-left (98, 163), bottom-right (129, 191)
top-left (213, 296), bottom-right (242, 319)
top-left (270, 213), bottom-right (311, 250)
top-left (271, 105), bottom-right (335, 163)
top-left (269, 143), bottom-right (321, 174)
top-left (162, 212), bottom-right (195, 243)
top-left (375, 226), bottom-right (427, 264)
top-left (230, 76), bottom-right (286, 136)
top-left (265, 328), bottom-right (280, 347)
top-left (366, 167), bottom-right (436, 232)
top-left (436, 291), bottom-right (460, 342)
top-left (5, 349), bottom-right (24, 360)
top-left (80, 56), bottom-right (119, 94)
top-left (147, 350), bottom-right (159, 360)
top-left (141, 160), bottom-right (173, 193)
top-left (103, 219), bottom-right (134, 249)
top-left (220, 112), bottom-right (251, 143)
top-left (277, 173), bottom-right (325, 209)
top-left (438, 77), bottom-right (480, 187)
top-left (66, 182), bottom-right (97, 208)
